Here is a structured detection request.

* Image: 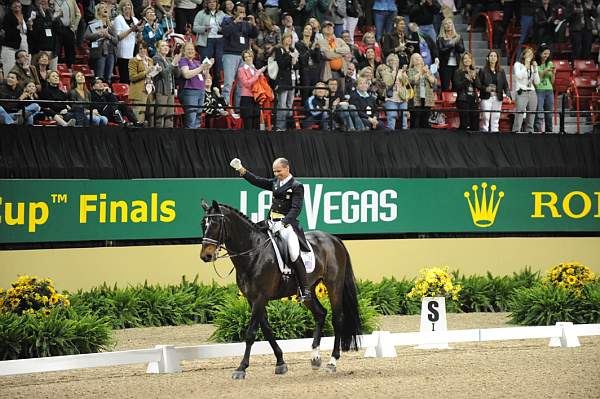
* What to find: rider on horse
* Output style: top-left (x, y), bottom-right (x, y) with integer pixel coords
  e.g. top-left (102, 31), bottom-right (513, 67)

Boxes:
top-left (230, 157), bottom-right (312, 302)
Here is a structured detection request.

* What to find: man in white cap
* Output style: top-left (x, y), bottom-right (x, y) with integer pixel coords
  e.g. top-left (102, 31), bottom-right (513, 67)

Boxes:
top-left (230, 157), bottom-right (311, 302)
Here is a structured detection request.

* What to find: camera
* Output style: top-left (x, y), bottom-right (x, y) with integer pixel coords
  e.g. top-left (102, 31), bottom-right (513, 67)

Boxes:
top-left (243, 16), bottom-right (250, 21)
top-left (517, 89), bottom-right (523, 95)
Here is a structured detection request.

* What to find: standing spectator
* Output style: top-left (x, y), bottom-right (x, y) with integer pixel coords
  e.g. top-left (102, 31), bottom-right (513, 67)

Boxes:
top-left (69, 71), bottom-right (108, 126)
top-left (1, 1), bottom-right (30, 75)
top-left (409, 0), bottom-right (441, 44)
top-left (499, 0), bottom-right (517, 51)
top-left (377, 54), bottom-right (409, 130)
top-left (358, 47), bottom-right (380, 70)
top-left (237, 49), bottom-right (267, 129)
top-left (193, 0), bottom-right (225, 85)
top-left (10, 50), bottom-right (41, 92)
top-left (113, 0), bottom-right (141, 84)
top-left (179, 42), bottom-right (211, 128)
top-left (343, 62), bottom-right (356, 95)
top-left (33, 51), bottom-right (51, 89)
top-left (407, 52), bottom-right (435, 128)
top-left (478, 49), bottom-right (510, 132)
top-left (350, 76), bottom-right (384, 130)
top-left (356, 31), bottom-right (383, 63)
top-left (534, 0), bottom-right (556, 46)
top-left (253, 13), bottom-right (281, 56)
top-left (39, 70), bottom-right (76, 126)
top-left (512, 47), bottom-right (540, 133)
top-left (28, 0), bottom-right (59, 70)
top-left (453, 51), bottom-right (481, 131)
top-left (373, 0), bottom-right (397, 43)
top-left (54, 0), bottom-right (81, 68)
top-left (516, 0), bottom-right (536, 59)
top-left (222, 0), bottom-right (235, 19)
top-left (142, 7), bottom-right (172, 57)
top-left (296, 23), bottom-right (323, 105)
top-left (569, 0), bottom-right (596, 61)
top-left (305, 0), bottom-right (331, 26)
top-left (129, 41), bottom-right (160, 125)
top-left (382, 17), bottom-right (410, 66)
top-left (534, 45), bottom-right (554, 133)
top-left (274, 32), bottom-right (299, 131)
top-left (262, 0), bottom-right (281, 26)
top-left (280, 12), bottom-right (299, 45)
top-left (153, 40), bottom-right (181, 128)
top-left (342, 0), bottom-right (362, 44)
top-left (85, 2), bottom-right (118, 83)
top-left (437, 17), bottom-right (464, 91)
top-left (174, 0), bottom-right (202, 34)
top-left (406, 22), bottom-right (439, 67)
top-left (316, 20), bottom-right (350, 82)
top-left (331, 0), bottom-right (347, 38)
top-left (221, 3), bottom-right (258, 108)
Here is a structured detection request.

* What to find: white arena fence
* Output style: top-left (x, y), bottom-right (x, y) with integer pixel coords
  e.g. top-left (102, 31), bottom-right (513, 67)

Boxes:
top-left (1, 322), bottom-right (599, 376)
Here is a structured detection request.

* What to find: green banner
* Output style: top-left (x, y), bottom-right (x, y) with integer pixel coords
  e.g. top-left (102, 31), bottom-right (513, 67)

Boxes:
top-left (0, 178), bottom-right (599, 243)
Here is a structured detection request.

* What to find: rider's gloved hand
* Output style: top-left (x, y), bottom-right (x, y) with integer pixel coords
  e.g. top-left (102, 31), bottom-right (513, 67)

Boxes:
top-left (269, 221), bottom-right (284, 235)
top-left (230, 158), bottom-right (243, 171)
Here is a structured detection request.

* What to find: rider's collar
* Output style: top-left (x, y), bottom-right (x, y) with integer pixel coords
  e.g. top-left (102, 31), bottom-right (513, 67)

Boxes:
top-left (277, 174), bottom-right (293, 187)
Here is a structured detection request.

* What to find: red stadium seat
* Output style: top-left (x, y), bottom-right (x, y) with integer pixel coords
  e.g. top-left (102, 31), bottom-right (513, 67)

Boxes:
top-left (553, 60), bottom-right (572, 94)
top-left (72, 64), bottom-right (93, 78)
top-left (573, 60), bottom-right (599, 79)
top-left (111, 83), bottom-right (129, 101)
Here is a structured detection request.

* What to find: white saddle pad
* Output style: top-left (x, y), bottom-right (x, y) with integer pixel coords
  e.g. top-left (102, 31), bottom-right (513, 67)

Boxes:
top-left (267, 231), bottom-right (315, 275)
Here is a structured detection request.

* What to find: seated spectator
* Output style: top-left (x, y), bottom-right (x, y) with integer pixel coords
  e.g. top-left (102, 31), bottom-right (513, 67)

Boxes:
top-left (343, 62), bottom-right (357, 96)
top-left (305, 81), bottom-right (331, 129)
top-left (203, 75), bottom-right (229, 127)
top-left (90, 77), bottom-right (141, 126)
top-left (10, 50), bottom-right (41, 92)
top-left (407, 52), bottom-right (435, 128)
top-left (33, 51), bottom-right (51, 90)
top-left (237, 49), bottom-right (266, 129)
top-left (39, 70), bottom-right (76, 126)
top-left (0, 71), bottom-right (42, 125)
top-left (85, 3), bottom-right (118, 83)
top-left (69, 71), bottom-right (108, 126)
top-left (327, 78), bottom-right (365, 131)
top-left (357, 66), bottom-right (380, 99)
top-left (0, 105), bottom-right (17, 124)
top-left (357, 31), bottom-right (383, 64)
top-left (376, 54), bottom-right (409, 130)
top-left (381, 17), bottom-right (410, 66)
top-left (437, 17), bottom-right (464, 92)
top-left (453, 52), bottom-right (481, 131)
top-left (316, 20), bottom-right (350, 82)
top-left (350, 77), bottom-right (384, 130)
top-left (478, 49), bottom-right (510, 133)
top-left (296, 23), bottom-right (324, 105)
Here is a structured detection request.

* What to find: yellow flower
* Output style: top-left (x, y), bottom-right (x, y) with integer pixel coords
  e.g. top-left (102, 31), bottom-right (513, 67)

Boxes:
top-left (566, 275), bottom-right (577, 285)
top-left (42, 308), bottom-right (51, 316)
top-left (10, 298), bottom-right (20, 308)
top-left (315, 282), bottom-right (328, 299)
top-left (49, 294), bottom-right (59, 305)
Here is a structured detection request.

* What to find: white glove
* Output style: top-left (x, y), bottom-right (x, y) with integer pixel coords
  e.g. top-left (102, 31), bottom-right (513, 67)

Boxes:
top-left (269, 221), bottom-right (283, 235)
top-left (230, 158), bottom-right (243, 171)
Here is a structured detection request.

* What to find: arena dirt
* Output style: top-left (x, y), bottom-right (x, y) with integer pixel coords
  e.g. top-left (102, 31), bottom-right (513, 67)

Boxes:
top-left (2, 313), bottom-right (599, 399)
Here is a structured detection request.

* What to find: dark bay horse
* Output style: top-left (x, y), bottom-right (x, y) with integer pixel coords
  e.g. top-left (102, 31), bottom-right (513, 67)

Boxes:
top-left (199, 200), bottom-right (361, 379)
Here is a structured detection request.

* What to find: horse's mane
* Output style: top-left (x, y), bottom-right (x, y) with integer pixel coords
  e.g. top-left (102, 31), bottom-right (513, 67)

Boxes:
top-left (218, 203), bottom-right (261, 230)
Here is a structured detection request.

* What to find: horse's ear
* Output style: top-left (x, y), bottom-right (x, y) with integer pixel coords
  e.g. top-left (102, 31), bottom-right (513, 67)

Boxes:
top-left (212, 200), bottom-right (219, 209)
top-left (201, 199), bottom-right (209, 211)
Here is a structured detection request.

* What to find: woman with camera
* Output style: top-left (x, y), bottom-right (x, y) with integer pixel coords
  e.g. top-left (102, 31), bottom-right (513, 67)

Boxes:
top-left (512, 47), bottom-right (540, 133)
top-left (478, 49), bottom-right (510, 133)
top-left (407, 52), bottom-right (435, 128)
top-left (113, 0), bottom-right (141, 84)
top-left (453, 52), bottom-right (481, 131)
top-left (129, 41), bottom-right (161, 126)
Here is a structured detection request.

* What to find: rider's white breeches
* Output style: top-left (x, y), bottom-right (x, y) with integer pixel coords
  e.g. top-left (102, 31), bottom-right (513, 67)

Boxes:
top-left (279, 224), bottom-right (300, 262)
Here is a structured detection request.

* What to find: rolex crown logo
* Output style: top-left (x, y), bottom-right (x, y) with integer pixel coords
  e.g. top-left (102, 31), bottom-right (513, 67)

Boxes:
top-left (464, 182), bottom-right (505, 227)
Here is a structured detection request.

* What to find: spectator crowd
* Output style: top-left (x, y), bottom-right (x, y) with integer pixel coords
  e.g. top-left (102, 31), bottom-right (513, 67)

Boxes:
top-left (0, 0), bottom-right (598, 132)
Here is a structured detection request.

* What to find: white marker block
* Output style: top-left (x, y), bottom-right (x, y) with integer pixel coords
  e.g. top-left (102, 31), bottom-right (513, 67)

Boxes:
top-left (417, 297), bottom-right (449, 349)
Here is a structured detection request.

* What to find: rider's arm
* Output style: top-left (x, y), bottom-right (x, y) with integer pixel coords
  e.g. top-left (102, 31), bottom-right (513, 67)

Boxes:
top-left (282, 183), bottom-right (304, 226)
top-left (242, 170), bottom-right (274, 190)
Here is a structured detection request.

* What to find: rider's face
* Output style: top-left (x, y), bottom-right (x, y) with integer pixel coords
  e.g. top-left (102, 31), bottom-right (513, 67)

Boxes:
top-left (272, 162), bottom-right (290, 181)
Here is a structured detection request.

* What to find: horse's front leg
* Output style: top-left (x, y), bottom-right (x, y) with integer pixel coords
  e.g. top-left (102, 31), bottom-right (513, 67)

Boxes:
top-left (259, 314), bottom-right (288, 375)
top-left (232, 300), bottom-right (264, 380)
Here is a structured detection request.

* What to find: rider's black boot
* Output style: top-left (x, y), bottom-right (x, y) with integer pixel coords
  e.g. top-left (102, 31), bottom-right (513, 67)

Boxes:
top-left (290, 256), bottom-right (312, 302)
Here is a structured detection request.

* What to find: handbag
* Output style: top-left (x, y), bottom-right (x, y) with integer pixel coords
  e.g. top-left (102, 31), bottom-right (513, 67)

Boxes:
top-left (267, 55), bottom-right (278, 80)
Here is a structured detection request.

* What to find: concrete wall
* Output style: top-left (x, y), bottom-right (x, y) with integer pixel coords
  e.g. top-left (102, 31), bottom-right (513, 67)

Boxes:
top-left (1, 237), bottom-right (599, 291)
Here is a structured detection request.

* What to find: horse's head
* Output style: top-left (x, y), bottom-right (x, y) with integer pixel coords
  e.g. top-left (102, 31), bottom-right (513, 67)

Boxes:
top-left (200, 199), bottom-right (225, 262)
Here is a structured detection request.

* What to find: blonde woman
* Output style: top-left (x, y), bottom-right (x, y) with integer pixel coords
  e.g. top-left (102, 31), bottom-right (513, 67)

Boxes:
top-left (512, 47), bottom-right (540, 133)
top-left (376, 53), bottom-right (409, 130)
top-left (407, 52), bottom-right (435, 128)
top-left (129, 41), bottom-right (160, 126)
top-left (85, 2), bottom-right (118, 82)
top-left (437, 18), bottom-right (464, 91)
top-left (453, 52), bottom-right (481, 131)
top-left (153, 40), bottom-right (181, 128)
top-left (113, 0), bottom-right (141, 84)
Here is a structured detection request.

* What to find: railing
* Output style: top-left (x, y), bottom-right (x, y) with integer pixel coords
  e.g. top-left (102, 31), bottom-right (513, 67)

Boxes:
top-left (468, 12), bottom-right (496, 53)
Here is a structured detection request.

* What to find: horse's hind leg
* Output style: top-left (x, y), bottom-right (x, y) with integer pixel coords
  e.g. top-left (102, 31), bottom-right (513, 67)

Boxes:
top-left (259, 314), bottom-right (288, 375)
top-left (326, 289), bottom-right (344, 373)
top-left (304, 294), bottom-right (327, 370)
top-left (232, 301), bottom-right (265, 380)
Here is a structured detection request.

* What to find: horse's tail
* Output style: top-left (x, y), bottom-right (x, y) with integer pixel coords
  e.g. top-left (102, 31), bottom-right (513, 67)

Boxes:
top-left (338, 239), bottom-right (362, 352)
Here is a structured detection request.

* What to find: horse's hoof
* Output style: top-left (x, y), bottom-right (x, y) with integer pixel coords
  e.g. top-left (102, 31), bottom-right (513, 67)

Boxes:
top-left (311, 357), bottom-right (322, 370)
top-left (324, 363), bottom-right (336, 373)
top-left (232, 370), bottom-right (246, 380)
top-left (275, 363), bottom-right (288, 375)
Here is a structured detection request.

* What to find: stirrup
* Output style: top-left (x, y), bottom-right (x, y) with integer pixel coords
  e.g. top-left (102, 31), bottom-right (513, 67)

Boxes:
top-left (297, 288), bottom-right (312, 302)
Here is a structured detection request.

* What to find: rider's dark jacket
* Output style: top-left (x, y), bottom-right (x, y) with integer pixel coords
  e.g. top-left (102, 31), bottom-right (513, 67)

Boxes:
top-left (243, 171), bottom-right (309, 250)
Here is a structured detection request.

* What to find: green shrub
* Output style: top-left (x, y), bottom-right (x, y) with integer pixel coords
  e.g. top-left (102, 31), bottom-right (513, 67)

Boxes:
top-left (455, 274), bottom-right (494, 312)
top-left (508, 285), bottom-right (587, 325)
top-left (0, 308), bottom-right (112, 360)
top-left (370, 278), bottom-right (402, 315)
top-left (580, 282), bottom-right (600, 324)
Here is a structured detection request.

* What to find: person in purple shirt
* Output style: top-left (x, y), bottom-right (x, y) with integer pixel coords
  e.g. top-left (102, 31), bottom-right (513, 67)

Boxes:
top-left (178, 42), bottom-right (213, 128)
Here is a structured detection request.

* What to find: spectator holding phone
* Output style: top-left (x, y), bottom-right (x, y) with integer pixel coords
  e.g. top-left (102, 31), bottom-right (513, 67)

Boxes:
top-left (193, 0), bottom-right (225, 86)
